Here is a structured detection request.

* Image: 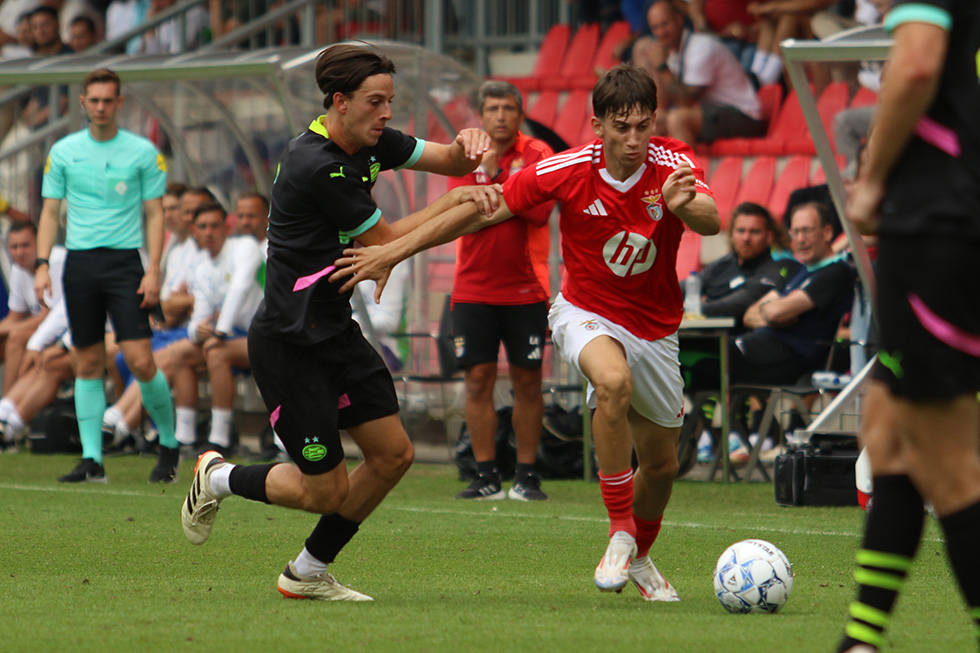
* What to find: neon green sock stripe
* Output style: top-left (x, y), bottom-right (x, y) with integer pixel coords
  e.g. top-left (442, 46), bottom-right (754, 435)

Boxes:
top-left (856, 549), bottom-right (913, 572)
top-left (854, 568), bottom-right (905, 591)
top-left (849, 601), bottom-right (890, 627)
top-left (971, 606), bottom-right (980, 619)
top-left (846, 621), bottom-right (886, 648)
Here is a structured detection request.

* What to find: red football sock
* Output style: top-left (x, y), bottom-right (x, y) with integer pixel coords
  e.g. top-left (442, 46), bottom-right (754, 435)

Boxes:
top-left (599, 469), bottom-right (635, 538)
top-left (634, 514), bottom-right (663, 558)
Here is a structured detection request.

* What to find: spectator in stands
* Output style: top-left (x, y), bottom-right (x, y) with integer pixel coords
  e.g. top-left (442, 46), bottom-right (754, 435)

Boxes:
top-left (105, 0), bottom-right (147, 54)
top-left (167, 202), bottom-right (264, 456)
top-left (22, 6), bottom-right (74, 130)
top-left (748, 0), bottom-right (835, 86)
top-left (634, 0), bottom-right (765, 146)
top-left (686, 0), bottom-right (758, 73)
top-left (67, 15), bottom-right (97, 52)
top-left (0, 222), bottom-right (67, 394)
top-left (1, 12), bottom-right (35, 59)
top-left (50, 0), bottom-right (104, 46)
top-left (0, 1), bottom-right (40, 51)
top-left (734, 201), bottom-right (854, 386)
top-left (447, 80), bottom-right (554, 502)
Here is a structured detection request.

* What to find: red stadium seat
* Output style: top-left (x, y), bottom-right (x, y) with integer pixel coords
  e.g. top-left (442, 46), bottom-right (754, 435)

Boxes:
top-left (707, 84), bottom-right (783, 156)
top-left (498, 24), bottom-right (571, 93)
top-left (526, 90), bottom-right (560, 132)
top-left (810, 154), bottom-right (846, 186)
top-left (707, 156), bottom-right (742, 229)
top-left (734, 156), bottom-right (776, 208)
top-left (675, 229), bottom-right (702, 280)
top-left (574, 20), bottom-right (633, 88)
top-left (817, 81), bottom-right (850, 152)
top-left (553, 90), bottom-right (593, 148)
top-left (767, 155), bottom-right (811, 220)
top-left (542, 23), bottom-right (600, 91)
top-left (849, 86), bottom-right (878, 108)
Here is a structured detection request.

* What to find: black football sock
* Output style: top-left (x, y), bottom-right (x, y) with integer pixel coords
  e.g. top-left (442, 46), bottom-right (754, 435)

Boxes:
top-left (838, 475), bottom-right (924, 652)
top-left (515, 462), bottom-right (535, 478)
top-left (476, 460), bottom-right (498, 477)
top-left (228, 463), bottom-right (277, 504)
top-left (305, 513), bottom-right (360, 564)
top-left (939, 498), bottom-right (980, 647)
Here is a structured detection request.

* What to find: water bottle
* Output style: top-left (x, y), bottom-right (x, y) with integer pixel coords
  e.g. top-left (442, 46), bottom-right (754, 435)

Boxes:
top-left (811, 371), bottom-right (851, 390)
top-left (684, 271), bottom-right (702, 316)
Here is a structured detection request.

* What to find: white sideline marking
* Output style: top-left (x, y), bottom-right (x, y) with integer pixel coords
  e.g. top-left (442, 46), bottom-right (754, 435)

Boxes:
top-left (0, 482), bottom-right (169, 498)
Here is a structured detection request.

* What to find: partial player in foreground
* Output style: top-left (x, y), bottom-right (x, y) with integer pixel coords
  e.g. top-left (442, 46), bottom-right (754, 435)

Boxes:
top-left (836, 2), bottom-right (980, 651)
top-left (334, 65), bottom-right (720, 601)
top-left (180, 43), bottom-right (497, 601)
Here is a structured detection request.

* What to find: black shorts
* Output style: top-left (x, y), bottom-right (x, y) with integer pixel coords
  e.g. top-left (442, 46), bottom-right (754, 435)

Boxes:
top-left (248, 322), bottom-right (399, 475)
top-left (872, 235), bottom-right (980, 400)
top-left (451, 301), bottom-right (548, 370)
top-left (64, 248), bottom-right (153, 348)
top-left (699, 102), bottom-right (767, 143)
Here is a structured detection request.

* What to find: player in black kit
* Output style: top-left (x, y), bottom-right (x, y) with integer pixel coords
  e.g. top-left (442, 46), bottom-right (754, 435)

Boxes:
top-left (180, 43), bottom-right (498, 601)
top-left (837, 2), bottom-right (980, 650)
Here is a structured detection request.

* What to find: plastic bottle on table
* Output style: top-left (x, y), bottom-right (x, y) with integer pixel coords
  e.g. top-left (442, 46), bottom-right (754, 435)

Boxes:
top-left (683, 271), bottom-right (702, 316)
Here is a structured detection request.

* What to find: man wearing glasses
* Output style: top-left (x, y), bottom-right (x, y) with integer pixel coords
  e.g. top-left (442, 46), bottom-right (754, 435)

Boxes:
top-left (730, 201), bottom-right (855, 386)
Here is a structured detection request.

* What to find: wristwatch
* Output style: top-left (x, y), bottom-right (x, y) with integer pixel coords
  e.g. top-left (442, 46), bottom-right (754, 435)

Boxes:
top-left (656, 62), bottom-right (670, 73)
top-left (34, 258), bottom-right (49, 269)
top-left (213, 331), bottom-right (228, 341)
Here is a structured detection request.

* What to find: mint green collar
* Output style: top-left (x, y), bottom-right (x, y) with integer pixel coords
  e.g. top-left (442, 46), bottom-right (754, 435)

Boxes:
top-left (806, 252), bottom-right (846, 272)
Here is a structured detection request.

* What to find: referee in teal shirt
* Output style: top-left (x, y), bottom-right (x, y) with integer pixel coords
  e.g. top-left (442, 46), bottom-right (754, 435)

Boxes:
top-left (35, 68), bottom-right (179, 484)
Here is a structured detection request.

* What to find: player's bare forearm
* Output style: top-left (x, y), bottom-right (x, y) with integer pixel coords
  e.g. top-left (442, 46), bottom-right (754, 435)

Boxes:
top-left (675, 194), bottom-right (720, 235)
top-left (143, 197), bottom-right (165, 275)
top-left (388, 185), bottom-right (501, 241)
top-left (36, 198), bottom-right (61, 260)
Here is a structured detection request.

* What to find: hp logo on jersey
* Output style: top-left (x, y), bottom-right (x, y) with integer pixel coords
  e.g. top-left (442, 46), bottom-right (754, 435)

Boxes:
top-left (603, 231), bottom-right (656, 277)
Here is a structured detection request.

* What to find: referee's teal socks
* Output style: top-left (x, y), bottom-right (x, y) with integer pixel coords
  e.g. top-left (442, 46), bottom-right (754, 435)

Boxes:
top-left (138, 369), bottom-right (177, 449)
top-left (75, 377), bottom-right (107, 464)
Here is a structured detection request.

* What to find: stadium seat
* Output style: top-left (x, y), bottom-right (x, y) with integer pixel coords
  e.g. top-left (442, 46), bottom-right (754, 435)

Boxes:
top-left (553, 90), bottom-right (593, 148)
top-left (675, 229), bottom-right (702, 280)
top-left (810, 154), bottom-right (846, 186)
top-left (526, 90), bottom-right (560, 133)
top-left (542, 22), bottom-right (600, 91)
top-left (734, 156), bottom-right (776, 209)
top-left (817, 81), bottom-right (850, 152)
top-left (751, 87), bottom-right (813, 156)
top-left (707, 156), bottom-right (741, 228)
top-left (849, 86), bottom-right (878, 109)
top-left (706, 84), bottom-right (783, 156)
top-left (498, 23), bottom-right (571, 93)
top-left (577, 106), bottom-right (597, 146)
top-left (767, 155), bottom-right (811, 220)
top-left (574, 20), bottom-right (633, 88)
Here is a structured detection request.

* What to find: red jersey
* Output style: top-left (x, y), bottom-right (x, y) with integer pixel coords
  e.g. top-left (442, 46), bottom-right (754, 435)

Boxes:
top-left (448, 131), bottom-right (554, 305)
top-left (503, 137), bottom-right (713, 340)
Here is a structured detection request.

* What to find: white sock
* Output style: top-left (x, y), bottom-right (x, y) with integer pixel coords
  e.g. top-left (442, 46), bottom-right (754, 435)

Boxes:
top-left (114, 418), bottom-right (131, 439)
top-left (293, 547), bottom-right (328, 578)
top-left (209, 408), bottom-right (233, 448)
top-left (209, 463), bottom-right (234, 498)
top-left (6, 408), bottom-right (24, 435)
top-left (751, 50), bottom-right (769, 75)
top-left (0, 397), bottom-right (15, 423)
top-left (759, 55), bottom-right (784, 85)
top-left (175, 407), bottom-right (197, 446)
top-left (102, 406), bottom-right (124, 429)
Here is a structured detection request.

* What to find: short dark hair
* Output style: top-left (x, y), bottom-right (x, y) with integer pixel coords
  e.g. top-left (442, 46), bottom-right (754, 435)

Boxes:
top-left (789, 201), bottom-right (833, 228)
top-left (165, 181), bottom-right (188, 197)
top-left (592, 64), bottom-right (658, 121)
top-left (477, 80), bottom-right (524, 114)
top-left (29, 6), bottom-right (59, 22)
top-left (730, 202), bottom-right (778, 235)
top-left (180, 186), bottom-right (216, 203)
top-left (193, 202), bottom-right (227, 222)
top-left (9, 221), bottom-right (37, 237)
top-left (315, 43), bottom-right (396, 111)
top-left (70, 16), bottom-right (96, 35)
top-left (81, 68), bottom-right (120, 96)
top-left (236, 191), bottom-right (269, 211)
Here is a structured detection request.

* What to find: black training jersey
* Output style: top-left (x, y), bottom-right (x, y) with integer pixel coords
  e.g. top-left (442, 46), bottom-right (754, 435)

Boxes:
top-left (251, 117), bottom-right (424, 344)
top-left (879, 0), bottom-right (980, 238)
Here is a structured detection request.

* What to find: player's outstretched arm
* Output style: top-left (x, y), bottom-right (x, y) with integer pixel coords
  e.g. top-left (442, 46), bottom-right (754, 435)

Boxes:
top-left (409, 128), bottom-right (492, 177)
top-left (663, 164), bottom-right (720, 235)
top-left (330, 194), bottom-right (516, 300)
top-left (387, 184), bottom-right (502, 241)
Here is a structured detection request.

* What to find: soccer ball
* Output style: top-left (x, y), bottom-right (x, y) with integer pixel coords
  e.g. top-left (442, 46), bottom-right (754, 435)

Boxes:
top-left (713, 539), bottom-right (794, 614)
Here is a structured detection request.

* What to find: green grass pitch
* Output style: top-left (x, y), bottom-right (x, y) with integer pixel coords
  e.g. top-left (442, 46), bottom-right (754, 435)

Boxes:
top-left (0, 453), bottom-right (972, 652)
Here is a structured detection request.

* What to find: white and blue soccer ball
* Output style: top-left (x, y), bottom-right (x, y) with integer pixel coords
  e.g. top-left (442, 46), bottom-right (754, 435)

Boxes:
top-left (713, 539), bottom-right (794, 614)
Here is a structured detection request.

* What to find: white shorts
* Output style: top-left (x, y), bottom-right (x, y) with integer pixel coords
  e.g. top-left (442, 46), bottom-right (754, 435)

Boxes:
top-left (548, 293), bottom-right (684, 428)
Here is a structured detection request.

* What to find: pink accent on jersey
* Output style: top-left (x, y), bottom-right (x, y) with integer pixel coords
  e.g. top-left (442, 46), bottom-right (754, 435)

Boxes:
top-left (908, 292), bottom-right (980, 357)
top-left (914, 116), bottom-right (961, 158)
top-left (503, 137), bottom-right (713, 340)
top-left (338, 393), bottom-right (351, 409)
top-left (270, 404), bottom-right (281, 428)
top-left (449, 132), bottom-right (555, 305)
top-left (292, 265), bottom-right (337, 292)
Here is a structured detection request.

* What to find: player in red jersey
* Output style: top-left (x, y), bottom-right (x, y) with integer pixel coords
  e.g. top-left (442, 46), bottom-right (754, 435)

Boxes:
top-left (333, 65), bottom-right (720, 601)
top-left (448, 80), bottom-right (555, 501)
